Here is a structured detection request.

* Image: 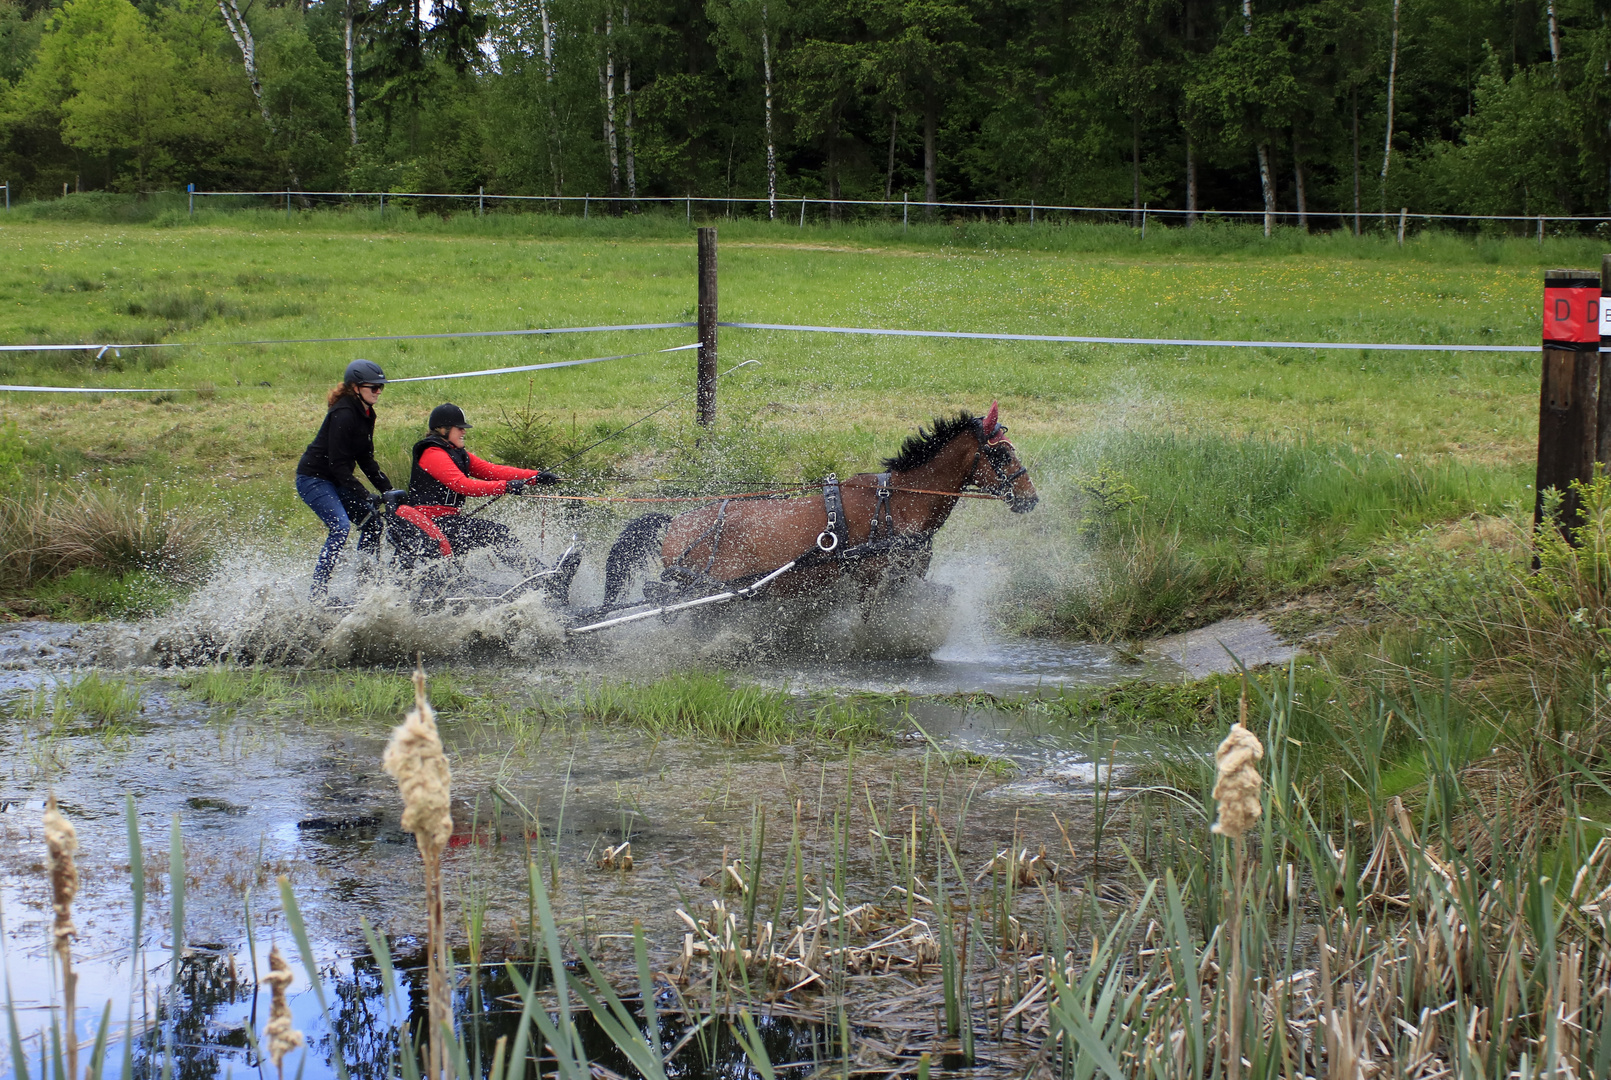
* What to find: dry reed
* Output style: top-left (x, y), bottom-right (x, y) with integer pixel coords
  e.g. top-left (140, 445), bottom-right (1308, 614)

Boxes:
top-left (382, 666), bottom-right (453, 1080)
top-left (263, 945), bottom-right (303, 1076)
top-left (43, 795), bottom-right (78, 1080)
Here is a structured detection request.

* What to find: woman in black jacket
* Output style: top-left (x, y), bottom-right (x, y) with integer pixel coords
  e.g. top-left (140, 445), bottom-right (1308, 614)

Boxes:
top-left (295, 359), bottom-right (392, 600)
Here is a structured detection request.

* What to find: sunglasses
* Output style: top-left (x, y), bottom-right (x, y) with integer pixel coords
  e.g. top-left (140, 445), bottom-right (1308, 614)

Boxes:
top-left (361, 384), bottom-right (385, 392)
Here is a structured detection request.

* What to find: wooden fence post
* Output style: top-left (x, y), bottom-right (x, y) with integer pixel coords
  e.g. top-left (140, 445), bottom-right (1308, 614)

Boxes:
top-left (696, 227), bottom-right (718, 427)
top-left (1536, 267), bottom-right (1602, 538)
top-left (1602, 254), bottom-right (1611, 472)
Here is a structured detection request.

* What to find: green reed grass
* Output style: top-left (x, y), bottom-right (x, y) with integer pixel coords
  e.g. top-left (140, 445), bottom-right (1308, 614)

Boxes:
top-left (7, 672), bottom-right (141, 730)
top-left (580, 671), bottom-right (892, 744)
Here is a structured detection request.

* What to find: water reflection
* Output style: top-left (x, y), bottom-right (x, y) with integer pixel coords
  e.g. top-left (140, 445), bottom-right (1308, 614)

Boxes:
top-left (120, 950), bottom-right (824, 1080)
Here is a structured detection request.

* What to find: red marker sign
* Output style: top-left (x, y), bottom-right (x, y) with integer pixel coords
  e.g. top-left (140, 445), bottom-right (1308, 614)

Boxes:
top-left (1544, 274), bottom-right (1600, 348)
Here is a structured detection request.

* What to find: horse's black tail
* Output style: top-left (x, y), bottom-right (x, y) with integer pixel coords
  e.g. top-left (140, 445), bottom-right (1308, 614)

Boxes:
top-left (602, 513), bottom-right (672, 609)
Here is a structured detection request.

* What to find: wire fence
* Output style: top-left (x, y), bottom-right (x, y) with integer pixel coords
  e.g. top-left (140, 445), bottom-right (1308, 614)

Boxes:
top-left (164, 186), bottom-right (1611, 237)
top-left (0, 319), bottom-right (1548, 394)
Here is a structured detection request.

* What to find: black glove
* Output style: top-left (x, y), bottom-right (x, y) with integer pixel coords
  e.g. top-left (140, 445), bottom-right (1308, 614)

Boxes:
top-left (505, 478), bottom-right (528, 495)
top-left (373, 471), bottom-right (391, 492)
top-left (536, 470), bottom-right (563, 485)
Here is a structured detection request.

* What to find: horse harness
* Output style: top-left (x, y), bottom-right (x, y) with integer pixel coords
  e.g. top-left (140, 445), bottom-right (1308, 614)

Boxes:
top-left (667, 417), bottom-right (1018, 590)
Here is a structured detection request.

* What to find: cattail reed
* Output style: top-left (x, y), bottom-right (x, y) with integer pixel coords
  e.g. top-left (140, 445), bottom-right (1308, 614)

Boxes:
top-left (263, 945), bottom-right (304, 1076)
top-left (43, 795), bottom-right (78, 1080)
top-left (1212, 691), bottom-right (1264, 1080)
top-left (383, 666), bottom-right (453, 1080)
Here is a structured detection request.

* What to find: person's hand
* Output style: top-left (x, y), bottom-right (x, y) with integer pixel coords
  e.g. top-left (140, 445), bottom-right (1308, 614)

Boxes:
top-left (505, 477), bottom-right (528, 495)
top-left (536, 470), bottom-right (563, 485)
top-left (374, 472), bottom-right (392, 491)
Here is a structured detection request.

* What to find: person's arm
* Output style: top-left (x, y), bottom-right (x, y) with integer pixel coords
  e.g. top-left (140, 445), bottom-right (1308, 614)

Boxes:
top-left (464, 453), bottom-right (540, 482)
top-left (419, 446), bottom-right (509, 496)
top-left (360, 455), bottom-right (391, 492)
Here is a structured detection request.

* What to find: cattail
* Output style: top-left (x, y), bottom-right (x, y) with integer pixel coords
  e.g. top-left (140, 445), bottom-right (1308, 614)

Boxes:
top-left (383, 666), bottom-right (452, 1080)
top-left (263, 946), bottom-right (304, 1076)
top-left (1213, 691), bottom-right (1264, 1080)
top-left (1211, 719), bottom-right (1264, 840)
top-left (44, 795), bottom-right (78, 1080)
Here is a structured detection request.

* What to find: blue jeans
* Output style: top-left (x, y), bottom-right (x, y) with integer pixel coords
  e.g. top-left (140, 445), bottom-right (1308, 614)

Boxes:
top-left (296, 475), bottom-right (381, 596)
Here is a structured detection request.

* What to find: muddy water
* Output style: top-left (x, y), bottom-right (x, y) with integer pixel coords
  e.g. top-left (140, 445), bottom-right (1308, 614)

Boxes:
top-left (0, 607), bottom-right (1244, 1080)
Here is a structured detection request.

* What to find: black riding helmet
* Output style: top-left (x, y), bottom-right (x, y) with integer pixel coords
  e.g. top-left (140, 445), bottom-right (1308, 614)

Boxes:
top-left (344, 358), bottom-right (387, 386)
top-left (429, 402), bottom-right (472, 431)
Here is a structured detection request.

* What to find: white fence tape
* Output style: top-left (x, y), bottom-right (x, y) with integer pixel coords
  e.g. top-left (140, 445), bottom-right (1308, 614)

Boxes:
top-left (718, 321), bottom-right (1538, 353)
top-left (387, 343), bottom-right (698, 383)
top-left (0, 384), bottom-right (185, 393)
top-left (0, 315), bottom-right (1554, 394)
top-left (0, 321), bottom-right (698, 354)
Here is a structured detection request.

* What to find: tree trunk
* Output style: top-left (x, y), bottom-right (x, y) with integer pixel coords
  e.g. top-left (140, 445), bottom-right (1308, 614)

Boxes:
top-left (602, 17), bottom-right (620, 213)
top-left (1131, 108), bottom-right (1141, 228)
top-left (1548, 0), bottom-right (1561, 73)
top-left (1257, 142), bottom-right (1274, 236)
top-left (1352, 87), bottom-right (1361, 235)
top-left (540, 0), bottom-right (560, 196)
top-left (1293, 130), bottom-right (1306, 230)
top-left (1186, 135), bottom-right (1197, 226)
top-left (828, 112), bottom-right (841, 222)
top-left (344, 1), bottom-right (358, 145)
top-left (1380, 0), bottom-right (1401, 215)
top-left (622, 3), bottom-right (636, 203)
top-left (885, 111), bottom-right (897, 199)
top-left (762, 2), bottom-right (776, 219)
top-left (923, 91), bottom-right (936, 220)
top-left (218, 0), bottom-right (302, 189)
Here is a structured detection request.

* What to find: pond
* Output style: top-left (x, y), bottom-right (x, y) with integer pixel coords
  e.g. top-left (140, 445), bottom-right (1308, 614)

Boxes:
top-left (0, 605), bottom-right (1283, 1080)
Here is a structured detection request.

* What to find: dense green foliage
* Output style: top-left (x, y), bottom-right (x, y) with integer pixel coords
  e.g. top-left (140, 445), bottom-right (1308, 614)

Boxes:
top-left (2, 0), bottom-right (1611, 220)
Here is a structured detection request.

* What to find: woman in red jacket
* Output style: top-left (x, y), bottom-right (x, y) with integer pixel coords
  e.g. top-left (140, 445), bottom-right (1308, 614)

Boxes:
top-left (398, 403), bottom-right (560, 568)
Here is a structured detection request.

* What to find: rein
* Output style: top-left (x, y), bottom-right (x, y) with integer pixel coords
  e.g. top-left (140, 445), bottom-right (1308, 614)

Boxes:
top-left (504, 484), bottom-right (1006, 505)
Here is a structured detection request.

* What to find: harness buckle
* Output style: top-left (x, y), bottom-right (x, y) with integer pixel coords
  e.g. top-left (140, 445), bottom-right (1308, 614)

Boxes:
top-left (816, 530), bottom-right (840, 553)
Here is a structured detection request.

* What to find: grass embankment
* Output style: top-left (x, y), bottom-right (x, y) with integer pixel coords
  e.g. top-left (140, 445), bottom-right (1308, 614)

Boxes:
top-left (0, 209), bottom-right (1552, 617)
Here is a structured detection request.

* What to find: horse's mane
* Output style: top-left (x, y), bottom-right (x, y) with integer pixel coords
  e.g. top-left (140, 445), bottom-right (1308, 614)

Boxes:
top-left (881, 412), bottom-right (978, 472)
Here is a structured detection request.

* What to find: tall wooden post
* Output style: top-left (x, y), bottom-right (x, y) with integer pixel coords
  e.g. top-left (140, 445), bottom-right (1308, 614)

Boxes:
top-left (696, 227), bottom-right (718, 427)
top-left (1535, 268), bottom-right (1601, 537)
top-left (1600, 255), bottom-right (1611, 473)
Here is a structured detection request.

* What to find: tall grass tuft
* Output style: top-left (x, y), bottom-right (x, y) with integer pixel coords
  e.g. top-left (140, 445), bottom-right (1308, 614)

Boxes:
top-left (0, 484), bottom-right (212, 593)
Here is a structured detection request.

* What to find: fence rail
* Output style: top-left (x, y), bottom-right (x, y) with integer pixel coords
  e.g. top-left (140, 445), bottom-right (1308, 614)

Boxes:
top-left (164, 187), bottom-right (1611, 227)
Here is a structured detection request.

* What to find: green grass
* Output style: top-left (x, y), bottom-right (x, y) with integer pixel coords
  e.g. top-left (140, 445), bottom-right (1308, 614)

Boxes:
top-left (579, 671), bottom-right (894, 744)
top-left (1013, 432), bottom-right (1526, 638)
top-left (6, 671), bottom-right (143, 729)
top-left (175, 667), bottom-right (472, 720)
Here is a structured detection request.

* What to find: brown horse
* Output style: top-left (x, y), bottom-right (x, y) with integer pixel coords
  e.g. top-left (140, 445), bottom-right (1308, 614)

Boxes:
top-left (598, 403), bottom-right (1037, 609)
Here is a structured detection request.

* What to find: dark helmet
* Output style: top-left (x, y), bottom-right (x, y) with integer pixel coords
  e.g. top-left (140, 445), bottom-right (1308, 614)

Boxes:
top-left (343, 359), bottom-right (387, 387)
top-left (429, 403), bottom-right (472, 431)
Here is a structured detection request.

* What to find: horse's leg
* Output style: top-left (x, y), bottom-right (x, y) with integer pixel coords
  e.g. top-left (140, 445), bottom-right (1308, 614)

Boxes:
top-left (602, 513), bottom-right (673, 608)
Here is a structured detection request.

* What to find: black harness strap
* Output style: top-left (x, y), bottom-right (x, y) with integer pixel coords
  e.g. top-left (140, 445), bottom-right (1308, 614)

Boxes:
top-left (675, 498), bottom-right (731, 570)
top-left (870, 472), bottom-right (894, 538)
top-left (818, 474), bottom-right (848, 552)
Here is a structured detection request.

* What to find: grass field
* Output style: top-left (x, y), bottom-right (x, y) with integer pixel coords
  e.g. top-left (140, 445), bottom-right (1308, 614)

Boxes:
top-left (0, 205), bottom-right (1572, 622)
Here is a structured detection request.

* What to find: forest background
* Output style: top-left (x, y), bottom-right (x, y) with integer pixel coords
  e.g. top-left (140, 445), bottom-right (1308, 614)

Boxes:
top-left (0, 0), bottom-right (1609, 221)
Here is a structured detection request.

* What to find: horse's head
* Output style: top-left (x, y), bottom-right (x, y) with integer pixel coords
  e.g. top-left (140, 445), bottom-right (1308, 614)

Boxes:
top-left (969, 402), bottom-right (1038, 513)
